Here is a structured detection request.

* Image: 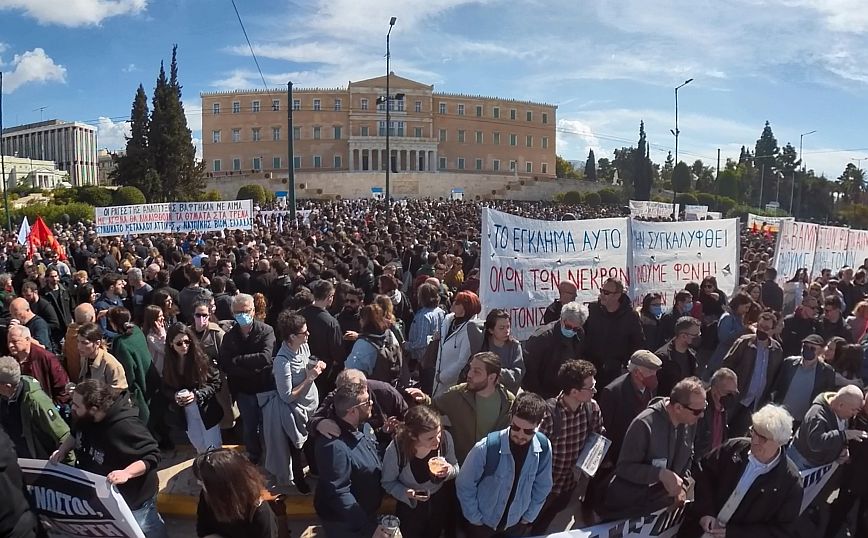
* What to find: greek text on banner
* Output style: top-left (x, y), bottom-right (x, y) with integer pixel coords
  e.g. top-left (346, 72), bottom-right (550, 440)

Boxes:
top-left (94, 200), bottom-right (254, 236)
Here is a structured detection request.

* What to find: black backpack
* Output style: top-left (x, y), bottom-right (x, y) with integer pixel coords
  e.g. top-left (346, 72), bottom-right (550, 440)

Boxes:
top-left (362, 335), bottom-right (403, 385)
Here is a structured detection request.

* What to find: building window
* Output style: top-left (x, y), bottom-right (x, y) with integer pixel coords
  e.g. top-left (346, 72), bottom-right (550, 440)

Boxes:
top-left (378, 121), bottom-right (404, 136)
top-left (526, 111), bottom-right (532, 122)
top-left (334, 126), bottom-right (342, 140)
top-left (232, 101), bottom-right (240, 113)
top-left (293, 127), bottom-right (301, 140)
top-left (293, 99), bottom-right (301, 111)
top-left (439, 157), bottom-right (447, 170)
top-left (510, 160), bottom-right (516, 171)
top-left (458, 130), bottom-right (465, 143)
top-left (272, 156), bottom-right (281, 168)
top-left (293, 156), bottom-right (301, 169)
top-left (232, 129), bottom-right (241, 143)
top-left (213, 159), bottom-right (221, 172)
top-left (458, 104), bottom-right (465, 116)
top-left (313, 99), bottom-right (321, 111)
top-left (510, 134), bottom-right (517, 146)
top-left (526, 135), bottom-right (533, 147)
top-left (475, 131), bottom-right (483, 144)
top-left (394, 99), bottom-right (404, 112)
top-left (439, 102), bottom-right (446, 114)
top-left (272, 127), bottom-right (280, 141)
top-left (510, 109), bottom-right (516, 120)
top-left (439, 129), bottom-right (447, 142)
top-left (493, 159), bottom-right (500, 171)
top-left (493, 107), bottom-right (500, 118)
top-left (476, 105), bottom-right (483, 117)
top-left (542, 113), bottom-right (548, 124)
top-left (493, 132), bottom-right (501, 145)
top-left (415, 101), bottom-right (422, 112)
top-left (361, 98), bottom-right (368, 110)
top-left (313, 127), bottom-right (321, 140)
top-left (542, 137), bottom-right (549, 149)
top-left (212, 103), bottom-right (220, 115)
top-left (232, 158), bottom-right (241, 171)
top-left (458, 157), bottom-right (465, 170)
top-left (334, 98), bottom-right (342, 111)
top-left (414, 127), bottom-right (423, 138)
top-left (334, 155), bottom-right (342, 168)
top-left (252, 101), bottom-right (260, 113)
top-left (542, 163), bottom-right (548, 174)
top-left (361, 126), bottom-right (369, 136)
top-left (526, 161), bottom-right (532, 173)
top-left (252, 128), bottom-right (261, 142)
top-left (212, 130), bottom-right (221, 143)
top-left (272, 99), bottom-right (280, 111)
top-left (475, 158), bottom-right (483, 170)
top-left (313, 155), bottom-right (322, 168)
top-left (253, 157), bottom-right (261, 170)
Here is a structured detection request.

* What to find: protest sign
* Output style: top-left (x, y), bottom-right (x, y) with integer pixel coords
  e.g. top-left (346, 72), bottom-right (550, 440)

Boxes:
top-left (18, 459), bottom-right (145, 538)
top-left (94, 200), bottom-right (254, 236)
top-left (548, 505), bottom-right (686, 538)
top-left (707, 211), bottom-right (722, 220)
top-left (629, 200), bottom-right (679, 219)
top-left (747, 213), bottom-right (793, 233)
top-left (772, 220), bottom-right (818, 284)
top-left (800, 462), bottom-right (838, 513)
top-left (847, 229), bottom-right (868, 269)
top-left (630, 219), bottom-right (739, 305)
top-left (480, 208), bottom-right (630, 339)
top-left (810, 225), bottom-right (849, 277)
top-left (684, 205), bottom-right (708, 221)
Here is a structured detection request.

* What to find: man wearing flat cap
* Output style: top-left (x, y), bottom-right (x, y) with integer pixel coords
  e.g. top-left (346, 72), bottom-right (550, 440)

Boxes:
top-left (770, 333), bottom-right (836, 427)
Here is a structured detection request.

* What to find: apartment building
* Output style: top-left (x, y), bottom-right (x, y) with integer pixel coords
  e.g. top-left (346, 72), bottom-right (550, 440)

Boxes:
top-left (1, 120), bottom-right (98, 186)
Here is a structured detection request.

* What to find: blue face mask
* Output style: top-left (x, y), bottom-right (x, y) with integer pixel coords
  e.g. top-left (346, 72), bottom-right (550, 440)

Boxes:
top-left (560, 325), bottom-right (577, 339)
top-left (681, 301), bottom-right (694, 314)
top-left (650, 304), bottom-right (664, 319)
top-left (234, 312), bottom-right (254, 327)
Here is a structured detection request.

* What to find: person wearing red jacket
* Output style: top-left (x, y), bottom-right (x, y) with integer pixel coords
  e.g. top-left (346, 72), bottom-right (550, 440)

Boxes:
top-left (7, 324), bottom-right (70, 406)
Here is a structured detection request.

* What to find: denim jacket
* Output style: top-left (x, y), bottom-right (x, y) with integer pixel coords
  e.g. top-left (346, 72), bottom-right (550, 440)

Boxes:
top-left (456, 428), bottom-right (552, 529)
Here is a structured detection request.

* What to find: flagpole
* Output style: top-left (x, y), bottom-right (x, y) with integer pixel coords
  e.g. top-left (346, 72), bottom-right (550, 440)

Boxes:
top-left (0, 72), bottom-right (11, 232)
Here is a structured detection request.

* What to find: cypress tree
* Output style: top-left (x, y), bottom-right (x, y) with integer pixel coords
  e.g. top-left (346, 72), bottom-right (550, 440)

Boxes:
top-left (111, 85), bottom-right (157, 200)
top-left (584, 149), bottom-right (597, 182)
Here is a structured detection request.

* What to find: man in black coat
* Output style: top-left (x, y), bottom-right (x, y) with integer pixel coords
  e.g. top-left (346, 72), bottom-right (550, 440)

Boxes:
top-left (541, 281), bottom-right (578, 325)
top-left (522, 302), bottom-right (586, 399)
top-left (761, 268), bottom-right (784, 313)
top-left (825, 390), bottom-right (868, 538)
top-left (654, 316), bottom-right (700, 398)
top-left (781, 295), bottom-right (820, 357)
top-left (819, 295), bottom-right (852, 343)
top-left (770, 334), bottom-right (836, 426)
top-left (694, 367), bottom-right (739, 457)
top-left (299, 280), bottom-right (345, 395)
top-left (0, 425), bottom-right (38, 538)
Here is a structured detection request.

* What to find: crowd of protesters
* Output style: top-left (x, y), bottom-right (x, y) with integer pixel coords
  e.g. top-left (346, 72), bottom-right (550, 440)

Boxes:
top-left (1, 199), bottom-right (868, 538)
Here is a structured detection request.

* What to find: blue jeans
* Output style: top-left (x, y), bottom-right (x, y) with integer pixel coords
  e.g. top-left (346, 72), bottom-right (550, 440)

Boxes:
top-left (236, 392), bottom-right (263, 462)
top-left (131, 496), bottom-right (168, 538)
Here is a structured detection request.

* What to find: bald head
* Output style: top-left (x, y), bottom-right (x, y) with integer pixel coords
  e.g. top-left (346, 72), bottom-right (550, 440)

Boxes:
top-left (558, 281), bottom-right (578, 303)
top-left (832, 385), bottom-right (865, 420)
top-left (74, 303), bottom-right (96, 324)
top-left (9, 298), bottom-right (32, 322)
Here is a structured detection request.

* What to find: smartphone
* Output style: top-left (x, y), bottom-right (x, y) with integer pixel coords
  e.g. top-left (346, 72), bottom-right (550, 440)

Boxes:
top-left (413, 490), bottom-right (430, 501)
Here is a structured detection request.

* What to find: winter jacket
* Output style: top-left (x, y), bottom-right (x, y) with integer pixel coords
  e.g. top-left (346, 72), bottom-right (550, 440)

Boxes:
top-left (781, 313), bottom-right (820, 358)
top-left (112, 326), bottom-right (158, 424)
top-left (63, 323), bottom-right (83, 382)
top-left (432, 382), bottom-right (515, 463)
top-left (597, 372), bottom-right (654, 461)
top-left (722, 335), bottom-right (784, 408)
top-left (0, 427), bottom-right (37, 538)
top-left (24, 314), bottom-right (54, 354)
top-left (761, 280), bottom-right (785, 313)
top-left (161, 358), bottom-right (224, 431)
top-left (94, 293), bottom-right (123, 340)
top-left (0, 376), bottom-right (72, 462)
top-left (432, 313), bottom-right (484, 397)
top-left (792, 392), bottom-right (848, 467)
top-left (522, 321), bottom-right (584, 399)
top-left (218, 320), bottom-right (276, 395)
top-left (640, 311), bottom-right (664, 352)
top-left (178, 285), bottom-right (212, 324)
top-left (80, 347), bottom-right (129, 390)
top-left (481, 337), bottom-right (524, 396)
top-left (72, 392), bottom-right (161, 510)
top-left (19, 344), bottom-right (70, 405)
top-left (709, 310), bottom-right (747, 371)
top-left (298, 304), bottom-right (345, 370)
top-left (679, 438), bottom-right (802, 538)
top-left (345, 329), bottom-right (402, 383)
top-left (42, 285), bottom-right (73, 332)
top-left (819, 317), bottom-right (853, 343)
top-left (583, 295), bottom-right (646, 387)
top-left (456, 427), bottom-right (553, 530)
top-left (770, 357), bottom-right (836, 412)
top-left (655, 339), bottom-right (698, 399)
top-left (381, 430), bottom-right (459, 508)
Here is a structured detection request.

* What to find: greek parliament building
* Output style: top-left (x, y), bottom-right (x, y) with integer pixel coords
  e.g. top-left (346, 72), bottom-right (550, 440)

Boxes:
top-left (201, 74), bottom-right (558, 200)
top-left (1, 120), bottom-right (99, 186)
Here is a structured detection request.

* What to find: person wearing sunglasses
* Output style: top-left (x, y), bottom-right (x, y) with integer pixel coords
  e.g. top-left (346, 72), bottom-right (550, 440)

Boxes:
top-left (456, 392), bottom-right (552, 538)
top-left (600, 377), bottom-right (706, 522)
top-left (681, 404), bottom-right (802, 538)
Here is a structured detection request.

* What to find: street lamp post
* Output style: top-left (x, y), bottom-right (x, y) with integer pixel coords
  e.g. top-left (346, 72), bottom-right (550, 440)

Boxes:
top-left (793, 130), bottom-right (816, 215)
top-left (0, 72), bottom-right (10, 231)
top-left (670, 78), bottom-right (693, 220)
top-left (385, 16), bottom-right (397, 220)
top-left (287, 81), bottom-right (296, 222)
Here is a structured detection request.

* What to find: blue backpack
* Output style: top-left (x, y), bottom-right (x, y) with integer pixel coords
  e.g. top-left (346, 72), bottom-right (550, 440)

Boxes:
top-left (481, 430), bottom-right (550, 478)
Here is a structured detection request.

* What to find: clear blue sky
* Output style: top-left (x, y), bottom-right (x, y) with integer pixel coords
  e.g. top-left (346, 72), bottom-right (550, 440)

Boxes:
top-left (2, 0), bottom-right (867, 177)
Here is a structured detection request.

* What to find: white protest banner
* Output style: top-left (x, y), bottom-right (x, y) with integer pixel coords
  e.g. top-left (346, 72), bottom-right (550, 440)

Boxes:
top-left (630, 219), bottom-right (739, 306)
top-left (810, 225), bottom-right (849, 276)
top-left (747, 213), bottom-right (793, 233)
top-left (772, 220), bottom-right (818, 285)
top-left (707, 211), bottom-right (722, 220)
top-left (481, 208), bottom-right (629, 340)
top-left (18, 459), bottom-right (145, 538)
top-left (630, 200), bottom-right (679, 219)
top-left (94, 200), bottom-right (254, 236)
top-left (548, 505), bottom-right (686, 538)
top-left (847, 229), bottom-right (868, 269)
top-left (799, 462), bottom-right (839, 513)
top-left (684, 205), bottom-right (708, 220)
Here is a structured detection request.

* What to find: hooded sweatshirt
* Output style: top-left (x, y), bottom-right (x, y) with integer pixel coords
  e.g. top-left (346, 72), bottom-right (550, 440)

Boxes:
top-left (792, 391), bottom-right (847, 467)
top-left (72, 393), bottom-right (161, 509)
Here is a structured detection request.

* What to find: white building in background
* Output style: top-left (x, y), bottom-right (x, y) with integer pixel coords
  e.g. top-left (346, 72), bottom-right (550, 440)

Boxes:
top-left (0, 120), bottom-right (98, 186)
top-left (0, 155), bottom-right (70, 190)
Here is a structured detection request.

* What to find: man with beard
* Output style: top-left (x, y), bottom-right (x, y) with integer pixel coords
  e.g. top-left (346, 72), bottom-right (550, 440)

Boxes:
top-left (94, 273), bottom-right (126, 340)
top-left (337, 287), bottom-right (363, 357)
top-left (50, 379), bottom-right (167, 538)
top-left (351, 255), bottom-right (376, 304)
top-left (429, 351), bottom-right (515, 463)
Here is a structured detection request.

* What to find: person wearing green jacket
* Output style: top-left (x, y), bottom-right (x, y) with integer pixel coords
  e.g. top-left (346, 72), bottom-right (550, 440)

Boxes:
top-left (0, 356), bottom-right (74, 464)
top-left (108, 307), bottom-right (158, 424)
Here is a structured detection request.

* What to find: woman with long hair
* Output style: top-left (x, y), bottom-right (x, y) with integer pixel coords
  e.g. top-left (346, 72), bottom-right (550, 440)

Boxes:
top-left (406, 283), bottom-right (446, 373)
top-left (476, 308), bottom-right (524, 394)
top-left (379, 274), bottom-right (414, 330)
top-left (430, 290), bottom-right (483, 397)
top-left (107, 307), bottom-right (157, 424)
top-left (191, 300), bottom-right (236, 430)
top-left (193, 448), bottom-right (278, 537)
top-left (708, 292), bottom-right (754, 376)
top-left (345, 303), bottom-right (406, 385)
top-left (381, 405), bottom-right (458, 538)
top-left (783, 268), bottom-right (809, 315)
top-left (374, 294), bottom-right (406, 345)
top-left (829, 343), bottom-right (865, 388)
top-left (162, 323), bottom-right (223, 453)
top-left (142, 305), bottom-right (167, 374)
top-left (152, 289), bottom-right (179, 326)
top-left (74, 282), bottom-right (98, 306)
top-left (638, 293), bottom-right (666, 351)
top-left (253, 293), bottom-right (268, 322)
top-left (845, 300), bottom-right (868, 343)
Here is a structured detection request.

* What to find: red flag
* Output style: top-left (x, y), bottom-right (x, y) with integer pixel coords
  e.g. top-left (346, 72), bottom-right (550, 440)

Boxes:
top-left (27, 216), bottom-right (67, 261)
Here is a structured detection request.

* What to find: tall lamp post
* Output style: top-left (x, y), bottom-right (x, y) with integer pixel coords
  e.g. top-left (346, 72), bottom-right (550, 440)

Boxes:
top-left (384, 16), bottom-right (397, 220)
top-left (670, 78), bottom-right (693, 220)
top-left (792, 129), bottom-right (816, 215)
top-left (286, 81), bottom-right (296, 222)
top-left (0, 72), bottom-right (10, 231)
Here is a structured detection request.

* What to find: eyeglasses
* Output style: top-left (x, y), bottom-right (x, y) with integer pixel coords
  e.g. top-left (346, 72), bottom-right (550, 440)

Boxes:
top-left (509, 423), bottom-right (536, 435)
top-left (173, 339), bottom-right (191, 347)
top-left (680, 402), bottom-right (706, 416)
top-left (352, 398), bottom-right (373, 409)
top-left (194, 313), bottom-right (210, 318)
top-left (579, 384), bottom-right (597, 394)
top-left (600, 289), bottom-right (618, 296)
top-left (294, 330), bottom-right (310, 336)
top-left (749, 426), bottom-right (771, 443)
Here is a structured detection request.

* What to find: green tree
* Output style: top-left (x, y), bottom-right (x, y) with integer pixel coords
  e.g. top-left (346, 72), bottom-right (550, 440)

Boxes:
top-left (597, 158), bottom-right (614, 183)
top-left (672, 161), bottom-right (692, 193)
top-left (838, 163), bottom-right (865, 204)
top-left (112, 84), bottom-right (158, 199)
top-left (691, 159), bottom-right (715, 193)
top-left (676, 192), bottom-right (698, 205)
top-left (78, 186), bottom-right (114, 207)
top-left (598, 188), bottom-right (621, 205)
top-left (661, 151), bottom-right (674, 185)
top-left (584, 149), bottom-right (597, 182)
top-left (754, 121), bottom-right (780, 204)
top-left (237, 184), bottom-right (270, 204)
top-left (716, 168), bottom-right (739, 200)
top-left (556, 156), bottom-right (578, 179)
top-left (584, 191), bottom-right (601, 206)
top-left (113, 186), bottom-right (147, 205)
top-left (563, 190), bottom-right (583, 203)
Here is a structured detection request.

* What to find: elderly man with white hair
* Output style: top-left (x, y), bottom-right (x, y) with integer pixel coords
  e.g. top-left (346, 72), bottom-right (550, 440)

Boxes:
top-left (522, 301), bottom-right (588, 399)
top-left (789, 384), bottom-right (868, 470)
top-left (6, 324), bottom-right (69, 406)
top-left (681, 404), bottom-right (803, 537)
top-left (216, 293), bottom-right (276, 465)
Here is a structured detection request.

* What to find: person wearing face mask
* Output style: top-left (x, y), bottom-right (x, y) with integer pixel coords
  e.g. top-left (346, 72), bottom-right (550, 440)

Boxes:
top-left (722, 312), bottom-right (785, 436)
top-left (769, 334), bottom-right (836, 428)
top-left (656, 317), bottom-right (701, 398)
top-left (781, 295), bottom-right (820, 357)
top-left (694, 367), bottom-right (739, 457)
top-left (522, 302), bottom-right (587, 399)
top-left (217, 293), bottom-right (276, 465)
top-left (542, 281), bottom-right (578, 325)
top-left (638, 293), bottom-right (666, 351)
top-left (659, 290), bottom-right (695, 344)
